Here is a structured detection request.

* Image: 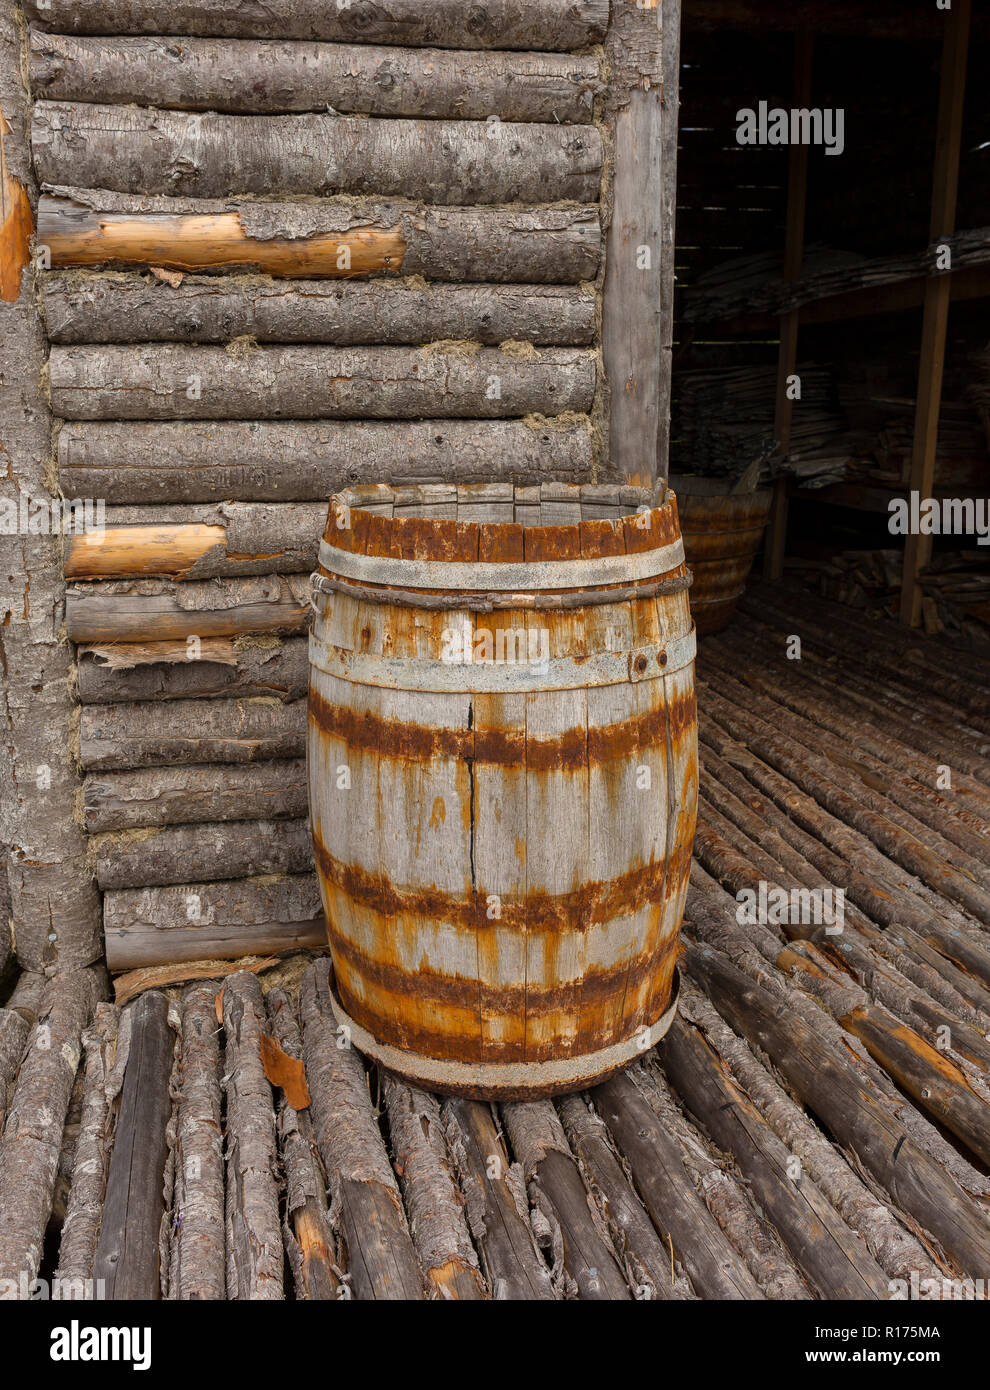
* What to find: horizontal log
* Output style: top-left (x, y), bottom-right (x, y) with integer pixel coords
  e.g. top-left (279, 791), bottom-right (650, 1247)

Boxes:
top-left (58, 418), bottom-right (593, 505)
top-left (83, 761), bottom-right (308, 833)
top-left (66, 574), bottom-right (311, 644)
top-left (80, 695), bottom-right (306, 772)
top-left (93, 818), bottom-right (313, 889)
top-left (39, 193), bottom-right (601, 282)
top-left (30, 35), bottom-right (601, 122)
top-left (65, 504), bottom-right (328, 579)
top-left (26, 1), bottom-right (610, 50)
top-left (43, 274), bottom-right (597, 346)
top-left (33, 102), bottom-right (602, 205)
top-left (103, 873), bottom-right (326, 970)
top-left (77, 636), bottom-right (308, 705)
top-left (48, 345), bottom-right (596, 421)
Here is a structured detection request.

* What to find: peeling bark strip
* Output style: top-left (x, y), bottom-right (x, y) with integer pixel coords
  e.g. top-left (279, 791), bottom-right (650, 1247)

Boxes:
top-left (102, 874), bottom-right (325, 971)
top-left (58, 418), bottom-right (593, 506)
top-left (93, 991), bottom-right (173, 1300)
top-left (0, 6), bottom-right (102, 971)
top-left (44, 274), bottom-right (596, 346)
top-left (0, 969), bottom-right (99, 1286)
top-left (602, 0), bottom-right (671, 486)
top-left (83, 761), bottom-right (308, 834)
top-left (31, 34), bottom-right (601, 123)
top-left (80, 694), bottom-right (306, 773)
top-left (381, 1075), bottom-right (486, 1300)
top-left (300, 960), bottom-right (425, 1300)
top-left (94, 818), bottom-right (312, 889)
top-left (32, 102), bottom-right (602, 205)
top-left (39, 194), bottom-right (602, 283)
top-left (27, 0), bottom-right (610, 50)
top-left (48, 345), bottom-right (596, 422)
top-left (67, 574), bottom-right (311, 645)
top-left (54, 1003), bottom-right (119, 1293)
top-left (221, 972), bottom-right (283, 1300)
top-left (168, 983), bottom-right (225, 1300)
top-left (77, 637), bottom-right (308, 706)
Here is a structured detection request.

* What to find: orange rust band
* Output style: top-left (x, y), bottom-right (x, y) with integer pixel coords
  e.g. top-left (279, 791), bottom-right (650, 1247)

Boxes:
top-left (1, 107), bottom-right (34, 303)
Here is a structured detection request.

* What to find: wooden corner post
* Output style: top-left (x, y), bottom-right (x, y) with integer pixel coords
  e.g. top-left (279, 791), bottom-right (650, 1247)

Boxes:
top-left (603, 0), bottom-right (679, 487)
top-left (0, 0), bottom-right (103, 970)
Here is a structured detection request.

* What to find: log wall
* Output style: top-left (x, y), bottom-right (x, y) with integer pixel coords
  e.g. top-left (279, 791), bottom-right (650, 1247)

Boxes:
top-left (3, 0), bottom-right (681, 972)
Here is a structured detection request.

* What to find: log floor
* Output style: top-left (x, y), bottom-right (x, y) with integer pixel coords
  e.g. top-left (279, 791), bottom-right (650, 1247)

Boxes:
top-left (2, 584), bottom-right (989, 1300)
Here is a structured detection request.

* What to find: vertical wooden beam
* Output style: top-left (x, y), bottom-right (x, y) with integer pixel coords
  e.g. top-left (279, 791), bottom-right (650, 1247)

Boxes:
top-left (899, 0), bottom-right (971, 626)
top-left (764, 28), bottom-right (813, 580)
top-left (0, 0), bottom-right (103, 969)
top-left (602, 0), bottom-right (671, 487)
top-left (657, 0), bottom-right (682, 481)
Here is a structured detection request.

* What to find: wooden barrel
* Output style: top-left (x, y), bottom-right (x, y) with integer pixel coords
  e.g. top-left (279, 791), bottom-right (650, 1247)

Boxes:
top-left (308, 482), bottom-right (698, 1100)
top-left (671, 474), bottom-right (773, 635)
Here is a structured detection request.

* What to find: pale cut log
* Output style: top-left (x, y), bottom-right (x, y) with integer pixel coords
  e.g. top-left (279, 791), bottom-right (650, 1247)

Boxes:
top-left (0, 969), bottom-right (100, 1287)
top-left (592, 1071), bottom-right (765, 1300)
top-left (31, 34), bottom-right (600, 123)
top-left (80, 695), bottom-right (306, 773)
top-left (58, 418), bottom-right (593, 506)
top-left (93, 991), bottom-right (174, 1299)
top-left (77, 637), bottom-right (308, 705)
top-left (222, 972), bottom-right (283, 1300)
top-left (381, 1075), bottom-right (487, 1300)
top-left (266, 986), bottom-right (340, 1301)
top-left (54, 1004), bottom-right (119, 1297)
top-left (660, 1017), bottom-right (892, 1300)
top-left (103, 874), bottom-right (326, 971)
top-left (686, 940), bottom-right (990, 1276)
top-left (169, 982), bottom-right (226, 1300)
top-left (38, 193), bottom-right (602, 283)
top-left (441, 1097), bottom-right (556, 1301)
top-left (67, 575), bottom-right (311, 645)
top-left (0, 9), bottom-right (101, 972)
top-left (556, 1094), bottom-right (692, 1300)
top-left (300, 960), bottom-right (425, 1300)
top-left (48, 345), bottom-right (596, 422)
top-left (500, 1100), bottom-right (630, 1300)
top-left (26, 0), bottom-right (611, 51)
top-left (84, 761), bottom-right (308, 834)
top-left (44, 273), bottom-right (597, 346)
top-left (0, 975), bottom-right (44, 1135)
top-left (94, 818), bottom-right (313, 889)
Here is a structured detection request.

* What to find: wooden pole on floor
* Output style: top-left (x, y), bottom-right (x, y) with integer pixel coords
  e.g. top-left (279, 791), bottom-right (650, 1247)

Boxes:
top-left (899, 0), bottom-right (971, 626)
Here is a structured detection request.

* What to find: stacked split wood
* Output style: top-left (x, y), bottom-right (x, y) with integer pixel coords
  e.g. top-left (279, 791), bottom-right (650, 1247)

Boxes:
top-left (24, 0), bottom-right (673, 974)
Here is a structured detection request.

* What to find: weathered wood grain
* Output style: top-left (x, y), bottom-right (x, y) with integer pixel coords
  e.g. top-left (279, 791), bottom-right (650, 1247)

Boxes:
top-left (83, 760), bottom-right (308, 833)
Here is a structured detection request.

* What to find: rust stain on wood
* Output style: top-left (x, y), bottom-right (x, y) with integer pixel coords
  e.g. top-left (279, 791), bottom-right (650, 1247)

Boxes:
top-left (0, 107), bottom-right (33, 303)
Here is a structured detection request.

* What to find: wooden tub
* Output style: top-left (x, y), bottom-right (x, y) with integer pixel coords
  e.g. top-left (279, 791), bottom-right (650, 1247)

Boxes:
top-left (670, 474), bottom-right (773, 635)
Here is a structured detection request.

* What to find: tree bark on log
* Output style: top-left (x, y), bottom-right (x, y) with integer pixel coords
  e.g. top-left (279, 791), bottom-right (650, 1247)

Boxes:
top-left (300, 959), bottom-right (425, 1300)
top-left (58, 418), bottom-right (593, 506)
top-left (67, 575), bottom-right (311, 645)
top-left (103, 874), bottom-right (326, 971)
top-left (381, 1075), bottom-right (487, 1300)
top-left (48, 345), bottom-right (597, 422)
top-left (0, 968), bottom-right (100, 1289)
top-left (500, 1099), bottom-right (631, 1300)
top-left (77, 637), bottom-right (309, 705)
top-left (26, 0), bottom-right (611, 51)
top-left (83, 760), bottom-right (308, 833)
top-left (31, 34), bottom-right (601, 123)
top-left (93, 991), bottom-right (174, 1300)
top-left (169, 982), bottom-right (226, 1300)
top-left (80, 695), bottom-right (306, 772)
top-left (0, 7), bottom-right (102, 971)
top-left (686, 940), bottom-right (990, 1276)
top-left (592, 1070), bottom-right (765, 1300)
top-left (556, 1094), bottom-right (692, 1300)
top-left (94, 818), bottom-right (313, 890)
top-left (0, 974), bottom-right (44, 1136)
top-left (44, 273), bottom-right (597, 346)
top-left (39, 192), bottom-right (602, 283)
top-left (266, 986), bottom-right (340, 1301)
top-left (221, 972), bottom-right (283, 1300)
top-left (440, 1096), bottom-right (556, 1300)
top-left (54, 1003), bottom-right (119, 1296)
